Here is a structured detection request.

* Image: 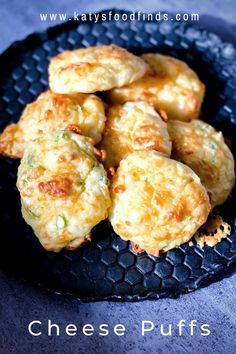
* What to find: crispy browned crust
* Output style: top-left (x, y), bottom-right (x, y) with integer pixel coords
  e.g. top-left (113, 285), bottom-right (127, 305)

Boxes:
top-left (0, 124), bottom-right (22, 159)
top-left (131, 242), bottom-right (145, 254)
top-left (65, 124), bottom-right (82, 134)
top-left (106, 167), bottom-right (116, 179)
top-left (131, 241), bottom-right (164, 257)
top-left (193, 213), bottom-right (231, 247)
top-left (39, 175), bottom-right (72, 197)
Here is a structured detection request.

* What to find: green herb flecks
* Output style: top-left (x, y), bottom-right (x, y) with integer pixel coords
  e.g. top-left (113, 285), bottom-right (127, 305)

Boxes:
top-left (62, 132), bottom-right (72, 140)
top-left (56, 214), bottom-right (69, 230)
top-left (27, 151), bottom-right (36, 168)
top-left (25, 207), bottom-right (40, 218)
top-left (99, 175), bottom-right (109, 186)
top-left (210, 142), bottom-right (217, 163)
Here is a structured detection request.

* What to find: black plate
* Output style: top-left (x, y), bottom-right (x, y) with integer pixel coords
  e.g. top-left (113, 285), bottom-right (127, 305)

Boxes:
top-left (0, 10), bottom-right (236, 301)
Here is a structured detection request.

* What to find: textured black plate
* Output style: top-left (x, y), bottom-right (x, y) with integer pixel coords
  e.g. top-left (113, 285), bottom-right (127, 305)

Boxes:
top-left (0, 10), bottom-right (236, 301)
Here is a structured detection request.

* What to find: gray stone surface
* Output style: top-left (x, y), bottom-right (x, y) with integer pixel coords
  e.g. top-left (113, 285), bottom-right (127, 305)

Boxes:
top-left (0, 1), bottom-right (236, 353)
top-left (1, 269), bottom-right (236, 353)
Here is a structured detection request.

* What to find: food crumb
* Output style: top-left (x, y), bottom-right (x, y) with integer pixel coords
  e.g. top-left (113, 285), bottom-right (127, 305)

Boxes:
top-left (191, 213), bottom-right (231, 248)
top-left (131, 242), bottom-right (145, 254)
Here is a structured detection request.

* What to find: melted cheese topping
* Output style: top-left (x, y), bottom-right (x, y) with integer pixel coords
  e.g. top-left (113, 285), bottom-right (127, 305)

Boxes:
top-left (17, 131), bottom-right (111, 252)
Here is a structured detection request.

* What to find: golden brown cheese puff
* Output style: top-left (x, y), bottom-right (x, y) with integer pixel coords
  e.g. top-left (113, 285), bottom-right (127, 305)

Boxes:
top-left (99, 101), bottom-right (171, 168)
top-left (0, 90), bottom-right (106, 158)
top-left (168, 119), bottom-right (235, 208)
top-left (108, 53), bottom-right (205, 122)
top-left (109, 150), bottom-right (211, 256)
top-left (17, 131), bottom-right (111, 252)
top-left (49, 45), bottom-right (148, 93)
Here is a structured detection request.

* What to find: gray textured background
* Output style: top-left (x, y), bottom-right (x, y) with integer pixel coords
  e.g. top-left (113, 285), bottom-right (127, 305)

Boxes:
top-left (0, 1), bottom-right (236, 353)
top-left (1, 0), bottom-right (236, 52)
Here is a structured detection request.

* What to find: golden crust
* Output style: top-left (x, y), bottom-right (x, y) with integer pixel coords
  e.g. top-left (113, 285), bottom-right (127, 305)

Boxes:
top-left (168, 120), bottom-right (235, 207)
top-left (109, 150), bottom-right (210, 256)
top-left (0, 90), bottom-right (106, 158)
top-left (49, 45), bottom-right (148, 93)
top-left (17, 131), bottom-right (111, 252)
top-left (99, 102), bottom-right (172, 168)
top-left (194, 213), bottom-right (231, 248)
top-left (107, 53), bottom-right (205, 121)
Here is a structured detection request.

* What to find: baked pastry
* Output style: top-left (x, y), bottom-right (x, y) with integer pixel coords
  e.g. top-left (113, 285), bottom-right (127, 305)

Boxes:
top-left (109, 150), bottom-right (211, 256)
top-left (49, 45), bottom-right (148, 93)
top-left (17, 131), bottom-right (111, 252)
top-left (108, 53), bottom-right (205, 121)
top-left (0, 90), bottom-right (106, 158)
top-left (168, 119), bottom-right (235, 207)
top-left (99, 101), bottom-right (171, 168)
